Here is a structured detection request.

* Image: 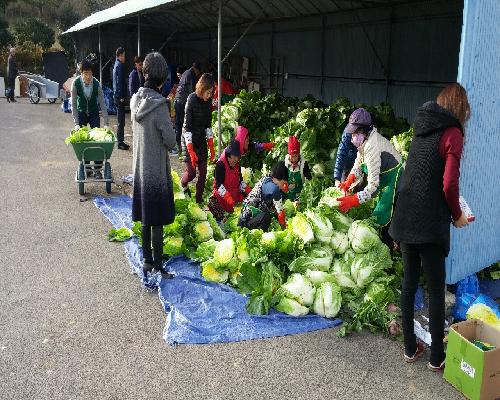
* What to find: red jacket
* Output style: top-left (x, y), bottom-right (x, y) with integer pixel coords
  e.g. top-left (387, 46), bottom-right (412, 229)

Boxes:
top-left (213, 152), bottom-right (243, 213)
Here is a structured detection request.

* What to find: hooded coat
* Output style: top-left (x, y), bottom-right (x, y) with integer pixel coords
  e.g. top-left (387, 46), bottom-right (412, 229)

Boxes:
top-left (389, 101), bottom-right (463, 254)
top-left (131, 87), bottom-right (176, 226)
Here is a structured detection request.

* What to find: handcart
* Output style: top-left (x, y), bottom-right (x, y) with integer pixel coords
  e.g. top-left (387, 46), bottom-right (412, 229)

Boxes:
top-left (21, 72), bottom-right (60, 104)
top-left (70, 139), bottom-right (116, 195)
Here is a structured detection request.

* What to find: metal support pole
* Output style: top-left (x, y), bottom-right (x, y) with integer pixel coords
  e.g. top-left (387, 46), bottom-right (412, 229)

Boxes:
top-left (221, 18), bottom-right (257, 63)
top-left (137, 15), bottom-right (141, 56)
top-left (217, 0), bottom-right (222, 157)
top-left (98, 25), bottom-right (102, 83)
top-left (385, 5), bottom-right (393, 102)
top-left (320, 16), bottom-right (326, 99)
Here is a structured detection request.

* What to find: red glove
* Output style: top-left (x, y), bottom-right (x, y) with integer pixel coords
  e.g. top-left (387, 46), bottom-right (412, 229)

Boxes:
top-left (281, 182), bottom-right (289, 193)
top-left (336, 194), bottom-right (360, 213)
top-left (262, 142), bottom-right (274, 151)
top-left (207, 137), bottom-right (215, 163)
top-left (277, 210), bottom-right (286, 228)
top-left (244, 185), bottom-right (252, 195)
top-left (186, 143), bottom-right (198, 168)
top-left (223, 191), bottom-right (234, 209)
top-left (338, 174), bottom-right (356, 194)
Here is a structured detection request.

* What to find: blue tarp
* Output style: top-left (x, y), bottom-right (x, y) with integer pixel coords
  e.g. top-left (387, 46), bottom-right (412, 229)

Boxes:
top-left (93, 195), bottom-right (342, 345)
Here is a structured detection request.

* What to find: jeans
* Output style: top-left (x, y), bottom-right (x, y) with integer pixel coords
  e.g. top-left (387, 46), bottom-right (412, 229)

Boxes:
top-left (115, 98), bottom-right (125, 143)
top-left (400, 242), bottom-right (446, 365)
top-left (174, 101), bottom-right (185, 148)
top-left (181, 159), bottom-right (207, 204)
top-left (239, 211), bottom-right (272, 231)
top-left (78, 111), bottom-right (102, 170)
top-left (6, 77), bottom-right (15, 100)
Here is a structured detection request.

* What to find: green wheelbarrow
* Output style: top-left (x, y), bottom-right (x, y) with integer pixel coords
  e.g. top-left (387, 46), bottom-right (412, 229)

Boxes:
top-left (70, 140), bottom-right (116, 195)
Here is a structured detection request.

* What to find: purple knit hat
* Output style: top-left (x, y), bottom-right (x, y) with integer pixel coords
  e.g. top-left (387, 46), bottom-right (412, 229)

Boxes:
top-left (345, 108), bottom-right (372, 134)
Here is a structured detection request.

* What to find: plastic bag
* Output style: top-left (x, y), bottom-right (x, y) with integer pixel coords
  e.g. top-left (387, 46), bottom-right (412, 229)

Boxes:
top-left (453, 274), bottom-right (480, 320)
top-left (414, 286), bottom-right (424, 311)
top-left (466, 294), bottom-right (500, 328)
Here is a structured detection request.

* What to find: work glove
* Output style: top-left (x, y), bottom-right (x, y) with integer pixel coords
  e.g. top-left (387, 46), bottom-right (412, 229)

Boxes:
top-left (207, 137), bottom-right (215, 163)
top-left (336, 194), bottom-right (360, 213)
top-left (240, 181), bottom-right (252, 195)
top-left (277, 210), bottom-right (287, 229)
top-left (74, 125), bottom-right (80, 131)
top-left (338, 174), bottom-right (356, 194)
top-left (334, 180), bottom-right (340, 187)
top-left (281, 182), bottom-right (289, 193)
top-left (262, 142), bottom-right (274, 151)
top-left (223, 191), bottom-right (234, 209)
top-left (186, 143), bottom-right (198, 169)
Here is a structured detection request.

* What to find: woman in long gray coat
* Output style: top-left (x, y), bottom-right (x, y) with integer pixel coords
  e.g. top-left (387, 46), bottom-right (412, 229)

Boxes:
top-left (131, 52), bottom-right (176, 278)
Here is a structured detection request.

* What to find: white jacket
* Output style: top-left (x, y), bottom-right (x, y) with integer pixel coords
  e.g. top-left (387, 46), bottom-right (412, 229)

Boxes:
top-left (351, 128), bottom-right (402, 203)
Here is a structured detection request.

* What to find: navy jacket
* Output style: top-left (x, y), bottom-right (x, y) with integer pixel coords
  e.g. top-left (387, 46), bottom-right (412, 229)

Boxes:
top-left (174, 67), bottom-right (197, 105)
top-left (333, 130), bottom-right (358, 181)
top-left (128, 68), bottom-right (145, 98)
top-left (113, 59), bottom-right (127, 99)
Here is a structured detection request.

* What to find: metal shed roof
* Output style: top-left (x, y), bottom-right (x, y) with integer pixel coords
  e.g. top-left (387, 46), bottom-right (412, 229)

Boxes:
top-left (64, 0), bottom-right (423, 34)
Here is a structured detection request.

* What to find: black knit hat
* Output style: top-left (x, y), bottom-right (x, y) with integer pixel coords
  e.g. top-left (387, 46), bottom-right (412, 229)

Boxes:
top-left (226, 138), bottom-right (241, 157)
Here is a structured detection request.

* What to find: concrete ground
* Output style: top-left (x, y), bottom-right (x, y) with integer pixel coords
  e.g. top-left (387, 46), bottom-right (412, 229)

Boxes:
top-left (0, 98), bottom-right (463, 400)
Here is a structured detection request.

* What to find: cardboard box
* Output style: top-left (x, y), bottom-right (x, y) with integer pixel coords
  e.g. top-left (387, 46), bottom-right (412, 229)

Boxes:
top-left (444, 319), bottom-right (500, 400)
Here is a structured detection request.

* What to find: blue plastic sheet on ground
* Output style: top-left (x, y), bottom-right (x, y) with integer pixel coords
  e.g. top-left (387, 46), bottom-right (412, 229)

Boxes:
top-left (159, 256), bottom-right (342, 345)
top-left (93, 195), bottom-right (160, 289)
top-left (93, 195), bottom-right (343, 345)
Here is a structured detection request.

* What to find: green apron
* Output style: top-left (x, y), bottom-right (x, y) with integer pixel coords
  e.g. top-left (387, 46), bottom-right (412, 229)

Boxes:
top-left (361, 163), bottom-right (402, 226)
top-left (287, 169), bottom-right (303, 201)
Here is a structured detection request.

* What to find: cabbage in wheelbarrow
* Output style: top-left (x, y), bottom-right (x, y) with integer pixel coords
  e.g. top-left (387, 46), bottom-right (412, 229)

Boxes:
top-left (64, 126), bottom-right (115, 144)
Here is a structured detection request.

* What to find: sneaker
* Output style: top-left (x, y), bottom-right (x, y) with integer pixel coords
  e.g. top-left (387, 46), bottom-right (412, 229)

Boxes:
top-left (404, 342), bottom-right (425, 363)
top-left (118, 142), bottom-right (130, 150)
top-left (169, 148), bottom-right (178, 155)
top-left (94, 170), bottom-right (103, 180)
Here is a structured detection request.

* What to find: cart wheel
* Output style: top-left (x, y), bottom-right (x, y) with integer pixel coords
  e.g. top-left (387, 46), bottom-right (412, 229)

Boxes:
top-left (48, 98), bottom-right (57, 104)
top-left (105, 181), bottom-right (112, 194)
top-left (104, 162), bottom-right (112, 179)
top-left (28, 83), bottom-right (40, 104)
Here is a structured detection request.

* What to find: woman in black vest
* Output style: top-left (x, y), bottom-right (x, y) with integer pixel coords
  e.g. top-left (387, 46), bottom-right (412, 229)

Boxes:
top-left (389, 83), bottom-right (471, 371)
top-left (180, 73), bottom-right (216, 203)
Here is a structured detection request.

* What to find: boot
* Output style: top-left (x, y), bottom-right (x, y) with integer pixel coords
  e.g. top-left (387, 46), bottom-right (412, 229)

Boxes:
top-left (152, 226), bottom-right (173, 279)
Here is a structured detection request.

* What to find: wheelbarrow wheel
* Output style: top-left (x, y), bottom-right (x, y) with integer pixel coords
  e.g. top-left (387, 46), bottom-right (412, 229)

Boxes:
top-left (28, 83), bottom-right (40, 104)
top-left (48, 98), bottom-right (57, 104)
top-left (104, 162), bottom-right (112, 194)
top-left (78, 162), bottom-right (85, 195)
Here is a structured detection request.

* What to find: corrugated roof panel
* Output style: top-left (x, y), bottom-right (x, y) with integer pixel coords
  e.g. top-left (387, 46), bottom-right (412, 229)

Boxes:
top-left (446, 0), bottom-right (500, 284)
top-left (63, 0), bottom-right (179, 33)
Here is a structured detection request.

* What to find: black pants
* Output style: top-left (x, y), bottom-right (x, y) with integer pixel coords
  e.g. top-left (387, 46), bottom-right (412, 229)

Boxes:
top-left (115, 98), bottom-right (125, 143)
top-left (7, 77), bottom-right (15, 100)
top-left (141, 225), bottom-right (163, 268)
top-left (400, 242), bottom-right (446, 365)
top-left (174, 100), bottom-right (185, 147)
top-left (239, 211), bottom-right (272, 231)
top-left (78, 111), bottom-right (102, 170)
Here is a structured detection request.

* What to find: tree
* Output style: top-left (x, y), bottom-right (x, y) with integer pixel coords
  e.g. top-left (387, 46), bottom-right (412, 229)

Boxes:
top-left (13, 17), bottom-right (54, 49)
top-left (0, 14), bottom-right (13, 47)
